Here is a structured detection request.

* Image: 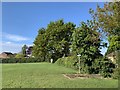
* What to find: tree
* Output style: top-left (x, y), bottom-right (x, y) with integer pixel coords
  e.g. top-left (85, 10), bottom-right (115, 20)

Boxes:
top-left (15, 53), bottom-right (24, 58)
top-left (32, 20), bottom-right (76, 62)
top-left (22, 44), bottom-right (28, 57)
top-left (45, 20), bottom-right (76, 62)
top-left (89, 2), bottom-right (120, 54)
top-left (107, 35), bottom-right (120, 54)
top-left (32, 28), bottom-right (47, 61)
top-left (71, 21), bottom-right (102, 74)
top-left (89, 2), bottom-right (120, 78)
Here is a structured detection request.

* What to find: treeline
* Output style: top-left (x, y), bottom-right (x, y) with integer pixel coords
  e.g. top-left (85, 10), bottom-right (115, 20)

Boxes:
top-left (32, 2), bottom-right (120, 78)
top-left (1, 2), bottom-right (119, 79)
top-left (33, 2), bottom-right (120, 62)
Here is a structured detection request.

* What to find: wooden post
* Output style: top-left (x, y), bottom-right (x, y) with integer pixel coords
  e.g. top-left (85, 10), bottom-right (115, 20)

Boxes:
top-left (78, 56), bottom-right (80, 74)
top-left (77, 54), bottom-right (81, 74)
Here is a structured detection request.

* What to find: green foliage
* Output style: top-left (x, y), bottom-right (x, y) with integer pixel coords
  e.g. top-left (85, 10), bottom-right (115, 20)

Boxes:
top-left (107, 35), bottom-right (120, 54)
top-left (71, 21), bottom-right (102, 74)
top-left (99, 57), bottom-right (116, 78)
top-left (1, 58), bottom-right (45, 63)
top-left (90, 58), bottom-right (102, 74)
top-left (90, 2), bottom-right (120, 78)
top-left (32, 28), bottom-right (47, 61)
top-left (15, 53), bottom-right (24, 58)
top-left (33, 19), bottom-right (76, 62)
top-left (30, 2), bottom-right (120, 78)
top-left (90, 2), bottom-right (120, 36)
top-left (110, 50), bottom-right (120, 79)
top-left (22, 45), bottom-right (28, 57)
top-left (112, 67), bottom-right (120, 79)
top-left (90, 2), bottom-right (120, 55)
top-left (55, 56), bottom-right (78, 69)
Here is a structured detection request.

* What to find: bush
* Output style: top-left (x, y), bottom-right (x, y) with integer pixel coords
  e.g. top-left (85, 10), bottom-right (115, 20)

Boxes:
top-left (55, 56), bottom-right (78, 69)
top-left (99, 57), bottom-right (116, 78)
top-left (111, 50), bottom-right (119, 79)
top-left (56, 55), bottom-right (117, 79)
top-left (90, 58), bottom-right (102, 74)
top-left (0, 57), bottom-right (45, 63)
top-left (15, 53), bottom-right (24, 58)
top-left (112, 66), bottom-right (120, 79)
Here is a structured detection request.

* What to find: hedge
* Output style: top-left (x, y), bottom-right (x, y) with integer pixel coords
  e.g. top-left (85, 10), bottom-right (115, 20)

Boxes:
top-left (0, 57), bottom-right (45, 63)
top-left (55, 56), bottom-right (78, 70)
top-left (55, 56), bottom-right (117, 79)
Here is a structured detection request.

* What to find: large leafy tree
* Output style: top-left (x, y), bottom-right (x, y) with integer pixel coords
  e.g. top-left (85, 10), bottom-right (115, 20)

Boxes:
top-left (46, 20), bottom-right (75, 61)
top-left (89, 2), bottom-right (120, 54)
top-left (89, 2), bottom-right (120, 78)
top-left (32, 28), bottom-right (47, 61)
top-left (32, 20), bottom-right (76, 62)
top-left (71, 21), bottom-right (102, 74)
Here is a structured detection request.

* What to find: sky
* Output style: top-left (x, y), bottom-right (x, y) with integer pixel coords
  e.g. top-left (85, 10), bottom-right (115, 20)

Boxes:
top-left (1, 2), bottom-right (107, 54)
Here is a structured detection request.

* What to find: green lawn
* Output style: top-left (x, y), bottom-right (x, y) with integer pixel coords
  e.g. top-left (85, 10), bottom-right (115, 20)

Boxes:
top-left (2, 63), bottom-right (118, 88)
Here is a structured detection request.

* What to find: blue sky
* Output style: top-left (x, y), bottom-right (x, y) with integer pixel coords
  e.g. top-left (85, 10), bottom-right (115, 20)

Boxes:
top-left (1, 2), bottom-right (107, 54)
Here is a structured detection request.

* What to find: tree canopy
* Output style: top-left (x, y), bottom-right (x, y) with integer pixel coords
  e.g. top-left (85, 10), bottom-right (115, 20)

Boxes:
top-left (29, 2), bottom-right (120, 78)
top-left (32, 20), bottom-right (76, 62)
top-left (89, 2), bottom-right (120, 54)
top-left (71, 21), bottom-right (103, 74)
top-left (22, 44), bottom-right (28, 57)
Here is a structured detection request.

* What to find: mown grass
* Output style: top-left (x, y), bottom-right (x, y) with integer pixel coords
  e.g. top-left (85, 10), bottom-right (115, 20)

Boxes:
top-left (2, 63), bottom-right (118, 88)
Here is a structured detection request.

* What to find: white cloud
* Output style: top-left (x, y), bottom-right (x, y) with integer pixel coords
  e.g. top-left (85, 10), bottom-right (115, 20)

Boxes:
top-left (6, 42), bottom-right (12, 44)
top-left (0, 33), bottom-right (32, 53)
top-left (0, 41), bottom-right (23, 53)
top-left (2, 33), bottom-right (29, 42)
top-left (0, 41), bottom-right (33, 53)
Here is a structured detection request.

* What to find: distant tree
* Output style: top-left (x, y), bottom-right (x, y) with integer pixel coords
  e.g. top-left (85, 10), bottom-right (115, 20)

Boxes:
top-left (15, 53), bottom-right (24, 58)
top-left (22, 44), bottom-right (28, 57)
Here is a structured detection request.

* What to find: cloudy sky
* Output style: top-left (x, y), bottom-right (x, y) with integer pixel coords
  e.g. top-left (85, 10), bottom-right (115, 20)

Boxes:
top-left (1, 2), bottom-right (107, 54)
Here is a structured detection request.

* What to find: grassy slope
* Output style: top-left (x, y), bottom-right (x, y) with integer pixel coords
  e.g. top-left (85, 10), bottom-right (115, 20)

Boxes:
top-left (2, 63), bottom-right (118, 88)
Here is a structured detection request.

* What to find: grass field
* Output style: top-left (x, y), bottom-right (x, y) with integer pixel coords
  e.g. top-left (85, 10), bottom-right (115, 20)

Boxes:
top-left (2, 63), bottom-right (118, 88)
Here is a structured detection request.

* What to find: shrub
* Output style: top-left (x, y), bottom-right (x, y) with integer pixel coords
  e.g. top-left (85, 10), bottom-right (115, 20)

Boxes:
top-left (90, 58), bottom-right (102, 74)
top-left (56, 55), bottom-right (117, 79)
top-left (112, 66), bottom-right (120, 79)
top-left (15, 54), bottom-right (24, 58)
top-left (99, 57), bottom-right (116, 78)
top-left (55, 56), bottom-right (78, 69)
top-left (0, 57), bottom-right (45, 63)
